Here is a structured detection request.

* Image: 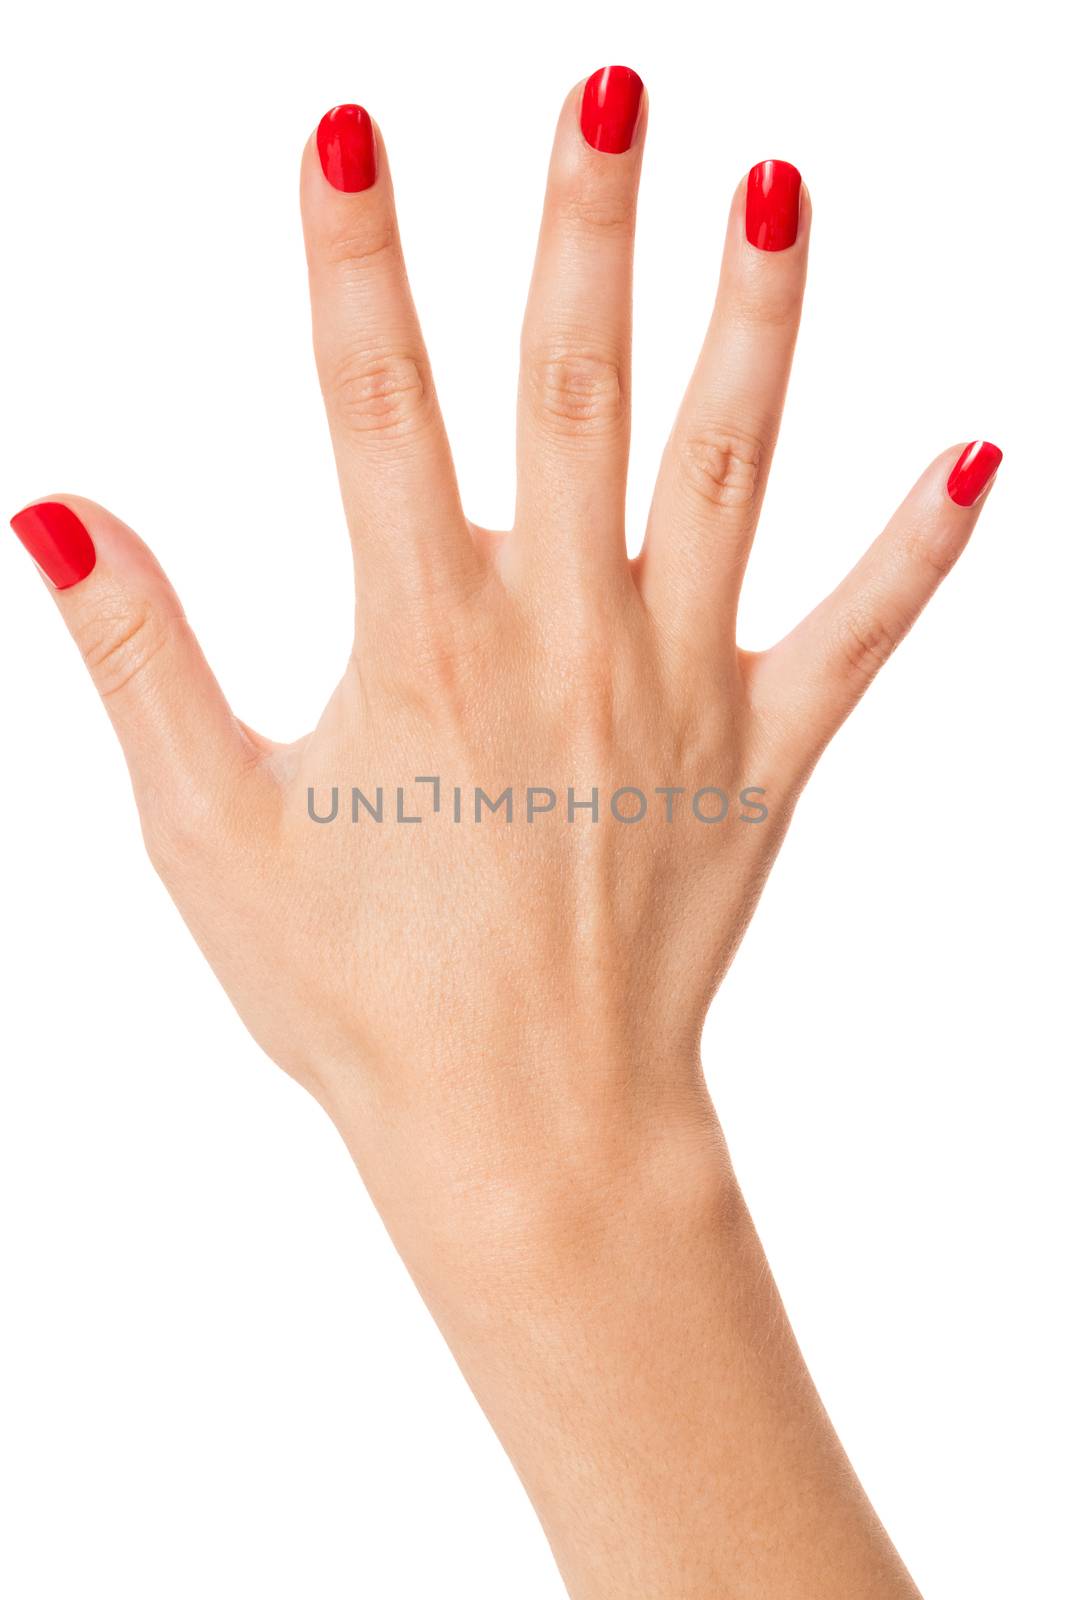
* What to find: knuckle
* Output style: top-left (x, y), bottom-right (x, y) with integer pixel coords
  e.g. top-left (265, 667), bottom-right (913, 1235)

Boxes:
top-left (678, 425), bottom-right (763, 512)
top-left (327, 349), bottom-right (431, 438)
top-left (140, 792), bottom-right (198, 874)
top-left (139, 763), bottom-right (252, 877)
top-left (140, 791), bottom-right (216, 883)
top-left (322, 216), bottom-right (397, 274)
top-left (554, 181), bottom-right (637, 238)
top-left (526, 344), bottom-right (625, 437)
top-left (731, 272), bottom-right (805, 331)
top-left (540, 616), bottom-right (620, 751)
top-left (556, 663), bottom-right (617, 755)
top-left (364, 595), bottom-right (498, 723)
top-left (837, 607), bottom-right (904, 686)
top-left (905, 528), bottom-right (960, 583)
top-left (81, 604), bottom-right (171, 700)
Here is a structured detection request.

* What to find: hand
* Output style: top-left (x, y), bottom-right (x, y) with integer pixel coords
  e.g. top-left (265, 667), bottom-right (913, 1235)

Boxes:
top-left (11, 69), bottom-right (999, 1599)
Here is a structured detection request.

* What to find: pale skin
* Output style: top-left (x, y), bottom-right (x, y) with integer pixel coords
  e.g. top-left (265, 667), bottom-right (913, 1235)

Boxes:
top-left (14, 77), bottom-right (1000, 1599)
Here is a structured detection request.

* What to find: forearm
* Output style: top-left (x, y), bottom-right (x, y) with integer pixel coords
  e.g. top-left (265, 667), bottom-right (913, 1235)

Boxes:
top-left (335, 1078), bottom-right (920, 1600)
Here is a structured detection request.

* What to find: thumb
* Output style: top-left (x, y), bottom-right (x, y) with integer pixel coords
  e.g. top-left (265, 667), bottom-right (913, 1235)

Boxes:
top-left (10, 495), bottom-right (258, 832)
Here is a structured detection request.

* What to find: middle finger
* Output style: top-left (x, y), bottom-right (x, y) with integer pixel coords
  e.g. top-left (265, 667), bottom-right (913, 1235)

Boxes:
top-left (513, 67), bottom-right (647, 592)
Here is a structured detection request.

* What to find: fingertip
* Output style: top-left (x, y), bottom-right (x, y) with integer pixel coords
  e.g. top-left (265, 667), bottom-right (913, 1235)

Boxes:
top-left (907, 442), bottom-right (1002, 524)
top-left (11, 496), bottom-right (97, 591)
top-left (895, 443), bottom-right (1000, 588)
top-left (745, 159), bottom-right (804, 252)
top-left (578, 64), bottom-right (646, 155)
top-left (302, 105), bottom-right (388, 216)
top-left (10, 493), bottom-right (173, 600)
top-left (315, 103), bottom-right (378, 194)
top-left (946, 440), bottom-right (1003, 508)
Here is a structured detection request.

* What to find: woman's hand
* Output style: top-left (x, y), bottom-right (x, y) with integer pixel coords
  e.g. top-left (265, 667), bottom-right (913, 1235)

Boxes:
top-left (11, 68), bottom-right (999, 1599)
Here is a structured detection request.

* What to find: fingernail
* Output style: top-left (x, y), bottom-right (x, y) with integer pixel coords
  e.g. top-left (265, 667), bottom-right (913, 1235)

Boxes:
top-left (317, 104), bottom-right (377, 193)
top-left (947, 440), bottom-right (1003, 507)
top-left (746, 160), bottom-right (802, 251)
top-left (580, 65), bottom-right (644, 154)
top-left (10, 501), bottom-right (96, 589)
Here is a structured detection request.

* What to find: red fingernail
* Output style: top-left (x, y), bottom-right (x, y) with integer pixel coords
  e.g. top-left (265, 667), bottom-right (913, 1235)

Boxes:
top-left (10, 501), bottom-right (96, 589)
top-left (947, 441), bottom-right (1003, 507)
top-left (580, 65), bottom-right (644, 154)
top-left (746, 160), bottom-right (802, 251)
top-left (317, 104), bottom-right (377, 193)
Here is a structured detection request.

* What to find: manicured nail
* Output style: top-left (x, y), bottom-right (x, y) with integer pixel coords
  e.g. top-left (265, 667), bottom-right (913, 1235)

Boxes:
top-left (746, 160), bottom-right (802, 251)
top-left (10, 501), bottom-right (96, 590)
top-left (580, 65), bottom-right (644, 154)
top-left (317, 104), bottom-right (377, 193)
top-left (947, 441), bottom-right (1002, 507)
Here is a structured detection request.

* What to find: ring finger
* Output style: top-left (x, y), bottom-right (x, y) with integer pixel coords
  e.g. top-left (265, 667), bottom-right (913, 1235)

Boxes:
top-left (639, 162), bottom-right (811, 661)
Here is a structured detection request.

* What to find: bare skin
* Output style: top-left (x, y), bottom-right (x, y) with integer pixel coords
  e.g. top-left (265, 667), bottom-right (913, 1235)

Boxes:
top-left (13, 75), bottom-right (999, 1599)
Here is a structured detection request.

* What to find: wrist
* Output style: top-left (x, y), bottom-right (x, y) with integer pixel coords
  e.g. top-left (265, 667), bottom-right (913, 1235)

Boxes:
top-left (332, 1064), bottom-right (737, 1320)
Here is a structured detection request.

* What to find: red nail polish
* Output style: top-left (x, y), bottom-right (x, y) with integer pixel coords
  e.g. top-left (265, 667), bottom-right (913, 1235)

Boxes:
top-left (10, 501), bottom-right (96, 589)
top-left (580, 65), bottom-right (644, 154)
top-left (947, 441), bottom-right (1002, 506)
top-left (746, 160), bottom-right (802, 252)
top-left (317, 104), bottom-right (377, 193)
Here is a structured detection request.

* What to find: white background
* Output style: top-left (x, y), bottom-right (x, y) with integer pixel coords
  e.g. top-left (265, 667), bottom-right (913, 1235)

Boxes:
top-left (1, 1), bottom-right (1063, 1594)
